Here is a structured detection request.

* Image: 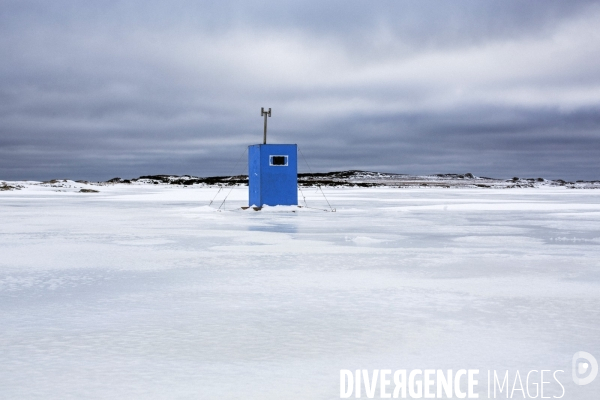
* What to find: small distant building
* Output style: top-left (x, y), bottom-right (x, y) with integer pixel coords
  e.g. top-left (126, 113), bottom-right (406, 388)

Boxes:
top-left (248, 144), bottom-right (298, 207)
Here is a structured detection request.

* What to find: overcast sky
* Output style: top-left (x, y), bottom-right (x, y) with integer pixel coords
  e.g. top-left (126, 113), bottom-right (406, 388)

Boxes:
top-left (1, 0), bottom-right (600, 181)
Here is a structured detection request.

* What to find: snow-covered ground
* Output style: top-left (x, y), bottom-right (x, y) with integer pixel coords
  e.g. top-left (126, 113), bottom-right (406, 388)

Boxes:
top-left (1, 183), bottom-right (599, 399)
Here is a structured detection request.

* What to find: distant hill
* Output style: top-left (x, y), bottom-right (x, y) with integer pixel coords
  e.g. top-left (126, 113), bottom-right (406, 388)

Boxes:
top-left (102, 171), bottom-right (600, 189)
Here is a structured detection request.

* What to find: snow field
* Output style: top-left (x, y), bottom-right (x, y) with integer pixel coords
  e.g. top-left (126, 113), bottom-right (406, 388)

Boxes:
top-left (1, 185), bottom-right (599, 399)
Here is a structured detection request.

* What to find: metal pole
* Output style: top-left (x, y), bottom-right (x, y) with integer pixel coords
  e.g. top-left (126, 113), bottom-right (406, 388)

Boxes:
top-left (263, 112), bottom-right (267, 144)
top-left (261, 107), bottom-right (271, 144)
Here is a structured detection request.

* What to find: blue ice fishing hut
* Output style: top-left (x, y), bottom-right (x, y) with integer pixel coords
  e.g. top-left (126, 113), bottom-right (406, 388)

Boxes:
top-left (248, 108), bottom-right (298, 207)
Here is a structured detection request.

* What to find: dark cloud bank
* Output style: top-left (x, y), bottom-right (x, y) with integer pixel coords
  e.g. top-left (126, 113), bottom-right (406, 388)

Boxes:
top-left (1, 0), bottom-right (600, 181)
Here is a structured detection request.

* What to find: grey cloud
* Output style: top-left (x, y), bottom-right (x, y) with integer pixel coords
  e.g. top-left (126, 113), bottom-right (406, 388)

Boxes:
top-left (1, 0), bottom-right (600, 181)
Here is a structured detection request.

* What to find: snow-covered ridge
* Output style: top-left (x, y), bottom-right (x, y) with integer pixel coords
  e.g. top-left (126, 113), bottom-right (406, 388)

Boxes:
top-left (299, 171), bottom-right (600, 189)
top-left (105, 171), bottom-right (600, 189)
top-left (2, 171), bottom-right (599, 191)
top-left (0, 179), bottom-right (102, 192)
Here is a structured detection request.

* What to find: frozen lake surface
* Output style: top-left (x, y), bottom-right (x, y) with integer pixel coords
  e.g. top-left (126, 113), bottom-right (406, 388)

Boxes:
top-left (1, 184), bottom-right (599, 399)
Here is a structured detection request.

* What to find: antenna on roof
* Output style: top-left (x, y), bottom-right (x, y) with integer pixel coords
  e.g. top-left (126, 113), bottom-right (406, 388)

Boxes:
top-left (261, 107), bottom-right (271, 144)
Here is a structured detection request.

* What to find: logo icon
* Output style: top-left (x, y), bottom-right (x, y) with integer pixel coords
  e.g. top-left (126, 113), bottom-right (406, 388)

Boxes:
top-left (572, 351), bottom-right (598, 385)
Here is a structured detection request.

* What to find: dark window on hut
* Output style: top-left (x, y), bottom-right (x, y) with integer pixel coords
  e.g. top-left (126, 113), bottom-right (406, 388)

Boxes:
top-left (270, 155), bottom-right (288, 166)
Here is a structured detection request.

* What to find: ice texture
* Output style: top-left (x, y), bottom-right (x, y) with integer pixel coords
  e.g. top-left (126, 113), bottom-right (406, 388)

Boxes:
top-left (1, 184), bottom-right (599, 399)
